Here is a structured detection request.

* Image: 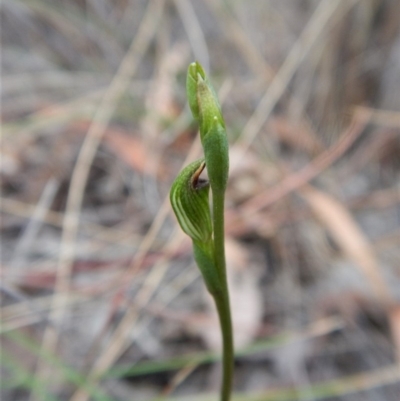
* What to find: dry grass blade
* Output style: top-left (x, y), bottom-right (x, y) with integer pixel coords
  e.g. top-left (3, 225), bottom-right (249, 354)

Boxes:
top-left (231, 0), bottom-right (358, 160)
top-left (11, 178), bottom-right (59, 269)
top-left (2, 89), bottom-right (102, 138)
top-left (204, 0), bottom-right (274, 80)
top-left (238, 111), bottom-right (370, 219)
top-left (0, 197), bottom-right (141, 245)
top-left (160, 364), bottom-right (400, 401)
top-left (174, 0), bottom-right (209, 69)
top-left (301, 185), bottom-right (393, 306)
top-left (103, 128), bottom-right (156, 176)
top-left (388, 305), bottom-right (400, 363)
top-left (161, 364), bottom-right (198, 397)
top-left (355, 106), bottom-right (400, 128)
top-left (1, 293), bottom-right (87, 333)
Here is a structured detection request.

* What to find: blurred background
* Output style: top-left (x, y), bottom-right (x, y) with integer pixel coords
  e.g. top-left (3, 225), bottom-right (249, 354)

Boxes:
top-left (1, 0), bottom-right (400, 400)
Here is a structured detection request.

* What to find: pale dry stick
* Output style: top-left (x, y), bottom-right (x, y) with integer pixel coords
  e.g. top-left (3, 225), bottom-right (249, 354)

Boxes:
top-left (297, 316), bottom-right (345, 341)
top-left (1, 293), bottom-right (87, 333)
top-left (162, 364), bottom-right (198, 397)
top-left (204, 0), bottom-right (275, 81)
top-left (1, 198), bottom-right (64, 226)
top-left (11, 178), bottom-right (59, 268)
top-left (174, 0), bottom-right (210, 70)
top-left (2, 75), bottom-right (106, 117)
top-left (2, 88), bottom-right (103, 138)
top-left (336, 129), bottom-right (398, 184)
top-left (389, 306), bottom-right (400, 363)
top-left (0, 197), bottom-right (143, 245)
top-left (230, 0), bottom-right (358, 163)
top-left (301, 185), bottom-right (393, 306)
top-left (2, 71), bottom-right (110, 94)
top-left (239, 111), bottom-right (371, 219)
top-left (355, 106), bottom-right (400, 128)
top-left (3, 78), bottom-right (153, 138)
top-left (32, 1), bottom-right (165, 398)
top-left (323, 364), bottom-right (400, 399)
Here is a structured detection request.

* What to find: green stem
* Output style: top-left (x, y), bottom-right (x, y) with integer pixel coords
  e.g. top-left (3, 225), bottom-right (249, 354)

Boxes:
top-left (212, 190), bottom-right (234, 401)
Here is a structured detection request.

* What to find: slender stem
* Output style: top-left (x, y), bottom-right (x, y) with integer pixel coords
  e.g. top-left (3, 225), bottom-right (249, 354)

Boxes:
top-left (212, 190), bottom-right (234, 401)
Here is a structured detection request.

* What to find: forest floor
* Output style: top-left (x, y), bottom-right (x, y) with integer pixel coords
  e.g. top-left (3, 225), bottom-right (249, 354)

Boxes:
top-left (1, 1), bottom-right (400, 400)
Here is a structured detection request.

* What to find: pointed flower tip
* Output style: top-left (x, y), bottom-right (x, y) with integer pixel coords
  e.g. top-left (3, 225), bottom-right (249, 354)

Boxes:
top-left (197, 63), bottom-right (206, 80)
top-left (187, 63), bottom-right (202, 120)
top-left (187, 61), bottom-right (211, 120)
top-left (188, 62), bottom-right (206, 83)
top-left (191, 61), bottom-right (206, 78)
top-left (197, 72), bottom-right (205, 83)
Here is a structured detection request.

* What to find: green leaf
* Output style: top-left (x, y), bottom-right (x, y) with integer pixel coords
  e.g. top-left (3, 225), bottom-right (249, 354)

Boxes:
top-left (170, 159), bottom-right (212, 243)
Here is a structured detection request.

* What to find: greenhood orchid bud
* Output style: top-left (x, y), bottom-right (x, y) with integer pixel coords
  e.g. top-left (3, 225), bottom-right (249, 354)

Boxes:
top-left (186, 62), bottom-right (229, 194)
top-left (169, 159), bottom-right (212, 243)
top-left (186, 62), bottom-right (224, 136)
